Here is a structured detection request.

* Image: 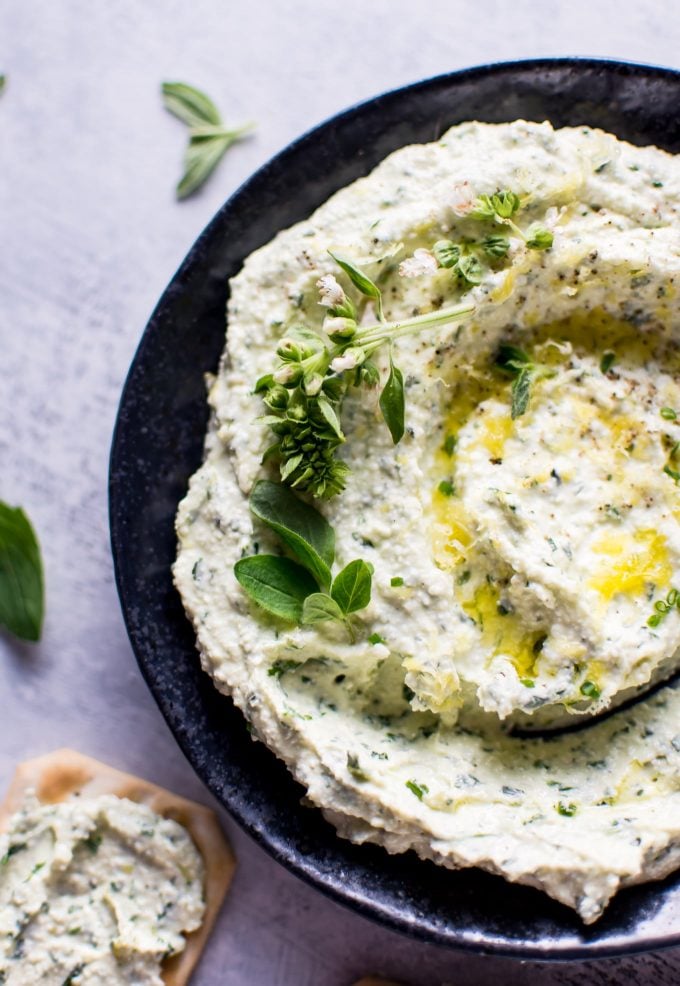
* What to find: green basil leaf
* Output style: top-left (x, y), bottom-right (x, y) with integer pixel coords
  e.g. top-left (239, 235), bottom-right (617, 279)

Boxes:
top-left (511, 367), bottom-right (532, 419)
top-left (0, 502), bottom-right (44, 642)
top-left (301, 592), bottom-right (345, 625)
top-left (162, 81), bottom-right (222, 127)
top-left (250, 480), bottom-right (334, 589)
top-left (379, 356), bottom-right (405, 444)
top-left (176, 134), bottom-right (234, 199)
top-left (234, 555), bottom-right (317, 622)
top-left (331, 559), bottom-right (372, 615)
top-left (328, 251), bottom-right (384, 320)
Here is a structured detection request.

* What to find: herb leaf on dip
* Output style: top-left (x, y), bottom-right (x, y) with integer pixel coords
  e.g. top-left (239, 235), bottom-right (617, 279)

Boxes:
top-left (234, 555), bottom-right (317, 623)
top-left (250, 480), bottom-right (334, 589)
top-left (235, 482), bottom-right (372, 636)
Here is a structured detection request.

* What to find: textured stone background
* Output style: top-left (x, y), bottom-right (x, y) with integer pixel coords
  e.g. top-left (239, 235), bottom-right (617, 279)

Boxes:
top-left (2, 1), bottom-right (680, 983)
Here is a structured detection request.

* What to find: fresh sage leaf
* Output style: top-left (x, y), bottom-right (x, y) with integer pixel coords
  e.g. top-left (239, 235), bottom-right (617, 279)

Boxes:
top-left (162, 81), bottom-right (222, 127)
top-left (331, 559), bottom-right (373, 615)
top-left (234, 555), bottom-right (318, 623)
top-left (301, 592), bottom-right (345, 625)
top-left (329, 252), bottom-right (384, 320)
top-left (379, 355), bottom-right (405, 444)
top-left (0, 502), bottom-right (44, 642)
top-left (162, 80), bottom-right (253, 199)
top-left (176, 134), bottom-right (237, 200)
top-left (249, 480), bottom-right (334, 589)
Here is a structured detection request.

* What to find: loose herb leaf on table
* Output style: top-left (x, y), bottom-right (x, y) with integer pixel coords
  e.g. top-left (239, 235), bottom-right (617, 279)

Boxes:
top-left (0, 502), bottom-right (44, 642)
top-left (161, 81), bottom-right (254, 199)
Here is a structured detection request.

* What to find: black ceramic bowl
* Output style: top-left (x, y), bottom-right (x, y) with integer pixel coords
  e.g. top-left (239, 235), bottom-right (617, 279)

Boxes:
top-left (110, 58), bottom-right (680, 958)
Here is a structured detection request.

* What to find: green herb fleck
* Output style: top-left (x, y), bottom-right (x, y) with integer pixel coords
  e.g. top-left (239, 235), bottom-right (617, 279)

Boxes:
top-left (162, 81), bottom-right (254, 199)
top-left (664, 465), bottom-right (680, 483)
top-left (556, 802), bottom-right (577, 817)
top-left (268, 659), bottom-right (301, 678)
top-left (368, 632), bottom-right (385, 645)
top-left (406, 779), bottom-right (428, 800)
top-left (438, 479), bottom-right (455, 496)
top-left (442, 434), bottom-right (457, 456)
top-left (390, 576), bottom-right (404, 587)
top-left (520, 678), bottom-right (535, 688)
top-left (62, 964), bottom-right (84, 986)
top-left (600, 351), bottom-right (616, 374)
top-left (580, 680), bottom-right (601, 700)
top-left (83, 832), bottom-right (102, 854)
top-left (347, 754), bottom-right (370, 782)
top-left (1, 842), bottom-right (26, 866)
top-left (661, 407), bottom-right (678, 420)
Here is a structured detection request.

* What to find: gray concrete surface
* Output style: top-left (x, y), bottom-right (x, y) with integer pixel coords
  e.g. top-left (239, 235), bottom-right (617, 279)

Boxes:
top-left (2, 1), bottom-right (680, 982)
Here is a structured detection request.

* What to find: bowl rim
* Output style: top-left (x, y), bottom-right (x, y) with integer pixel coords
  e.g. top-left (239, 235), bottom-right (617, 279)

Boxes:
top-left (110, 55), bottom-right (680, 960)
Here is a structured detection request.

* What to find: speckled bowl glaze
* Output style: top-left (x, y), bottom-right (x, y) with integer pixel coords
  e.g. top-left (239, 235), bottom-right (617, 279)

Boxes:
top-left (110, 58), bottom-right (680, 958)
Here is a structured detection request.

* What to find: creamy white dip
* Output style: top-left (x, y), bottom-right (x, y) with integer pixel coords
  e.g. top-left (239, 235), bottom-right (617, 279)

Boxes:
top-left (175, 120), bottom-right (680, 922)
top-left (0, 795), bottom-right (205, 984)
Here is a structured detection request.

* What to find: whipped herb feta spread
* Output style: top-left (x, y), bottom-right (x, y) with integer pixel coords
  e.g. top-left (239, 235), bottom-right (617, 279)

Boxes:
top-left (0, 795), bottom-right (205, 984)
top-left (175, 120), bottom-right (680, 921)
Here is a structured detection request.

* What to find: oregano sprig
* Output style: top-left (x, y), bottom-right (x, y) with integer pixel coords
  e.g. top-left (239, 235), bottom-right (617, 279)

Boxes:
top-left (470, 189), bottom-right (554, 250)
top-left (162, 81), bottom-right (254, 199)
top-left (256, 187), bottom-right (555, 497)
top-left (256, 255), bottom-right (473, 498)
